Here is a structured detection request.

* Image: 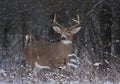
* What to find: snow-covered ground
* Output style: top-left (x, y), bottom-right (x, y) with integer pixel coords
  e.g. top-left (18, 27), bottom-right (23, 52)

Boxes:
top-left (0, 54), bottom-right (119, 84)
top-left (0, 66), bottom-right (119, 84)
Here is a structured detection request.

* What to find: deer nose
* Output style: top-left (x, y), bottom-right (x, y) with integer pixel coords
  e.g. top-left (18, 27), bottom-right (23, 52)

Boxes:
top-left (61, 37), bottom-right (66, 40)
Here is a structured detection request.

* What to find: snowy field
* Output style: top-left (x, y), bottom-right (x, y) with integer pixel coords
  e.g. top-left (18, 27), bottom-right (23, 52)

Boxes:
top-left (0, 54), bottom-right (119, 84)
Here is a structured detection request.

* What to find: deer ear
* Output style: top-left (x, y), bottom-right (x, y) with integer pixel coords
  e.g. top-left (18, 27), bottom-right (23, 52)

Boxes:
top-left (71, 27), bottom-right (81, 34)
top-left (53, 26), bottom-right (62, 33)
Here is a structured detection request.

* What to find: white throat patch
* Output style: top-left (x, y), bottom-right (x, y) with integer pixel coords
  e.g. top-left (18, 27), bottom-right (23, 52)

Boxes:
top-left (62, 40), bottom-right (72, 45)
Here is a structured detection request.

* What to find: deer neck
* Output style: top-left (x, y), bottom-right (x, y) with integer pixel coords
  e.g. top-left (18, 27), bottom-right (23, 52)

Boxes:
top-left (59, 36), bottom-right (73, 54)
top-left (61, 35), bottom-right (73, 45)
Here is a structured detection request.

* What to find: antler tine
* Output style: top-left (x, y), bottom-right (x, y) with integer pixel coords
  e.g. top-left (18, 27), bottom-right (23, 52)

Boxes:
top-left (53, 13), bottom-right (56, 24)
top-left (70, 14), bottom-right (80, 28)
top-left (53, 14), bottom-right (64, 28)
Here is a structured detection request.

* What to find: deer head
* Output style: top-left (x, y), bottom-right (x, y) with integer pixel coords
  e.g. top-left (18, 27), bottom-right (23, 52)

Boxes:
top-left (53, 14), bottom-right (81, 45)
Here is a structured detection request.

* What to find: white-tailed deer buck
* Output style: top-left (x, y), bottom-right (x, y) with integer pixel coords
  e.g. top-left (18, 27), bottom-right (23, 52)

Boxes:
top-left (23, 14), bottom-right (81, 70)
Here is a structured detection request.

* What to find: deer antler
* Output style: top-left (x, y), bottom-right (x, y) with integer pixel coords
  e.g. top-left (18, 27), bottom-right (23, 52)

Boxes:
top-left (70, 14), bottom-right (80, 28)
top-left (53, 14), bottom-right (64, 28)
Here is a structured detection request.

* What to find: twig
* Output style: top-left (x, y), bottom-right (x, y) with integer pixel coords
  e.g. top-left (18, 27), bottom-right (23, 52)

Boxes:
top-left (81, 0), bottom-right (104, 26)
top-left (86, 0), bottom-right (104, 16)
top-left (0, 38), bottom-right (23, 64)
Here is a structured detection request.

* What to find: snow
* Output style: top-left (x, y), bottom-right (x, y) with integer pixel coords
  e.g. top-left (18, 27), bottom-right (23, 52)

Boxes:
top-left (25, 35), bottom-right (29, 40)
top-left (0, 69), bottom-right (5, 74)
top-left (68, 54), bottom-right (76, 57)
top-left (58, 65), bottom-right (66, 70)
top-left (0, 78), bottom-right (119, 84)
top-left (67, 62), bottom-right (78, 68)
top-left (0, 66), bottom-right (120, 84)
top-left (104, 59), bottom-right (109, 64)
top-left (0, 55), bottom-right (119, 84)
top-left (70, 59), bottom-right (77, 63)
top-left (115, 40), bottom-right (120, 43)
top-left (94, 62), bottom-right (101, 66)
top-left (35, 62), bottom-right (50, 69)
top-left (0, 69), bottom-right (7, 77)
top-left (33, 62), bottom-right (50, 75)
